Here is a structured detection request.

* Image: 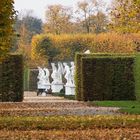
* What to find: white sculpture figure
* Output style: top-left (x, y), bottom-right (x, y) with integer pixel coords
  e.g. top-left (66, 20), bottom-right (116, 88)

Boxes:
top-left (51, 63), bottom-right (64, 93)
top-left (70, 62), bottom-right (75, 85)
top-left (51, 63), bottom-right (59, 84)
top-left (37, 67), bottom-right (46, 87)
top-left (37, 67), bottom-right (47, 96)
top-left (44, 68), bottom-right (50, 84)
top-left (37, 67), bottom-right (44, 78)
top-left (57, 62), bottom-right (63, 83)
top-left (60, 62), bottom-right (65, 75)
top-left (63, 63), bottom-right (72, 85)
top-left (64, 62), bottom-right (75, 95)
top-left (37, 67), bottom-right (51, 96)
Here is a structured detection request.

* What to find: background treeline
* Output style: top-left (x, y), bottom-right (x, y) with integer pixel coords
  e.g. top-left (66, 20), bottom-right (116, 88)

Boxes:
top-left (12, 0), bottom-right (140, 67)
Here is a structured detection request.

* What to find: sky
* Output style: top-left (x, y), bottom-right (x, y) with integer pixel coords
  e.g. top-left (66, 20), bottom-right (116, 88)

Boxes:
top-left (14, 0), bottom-right (111, 22)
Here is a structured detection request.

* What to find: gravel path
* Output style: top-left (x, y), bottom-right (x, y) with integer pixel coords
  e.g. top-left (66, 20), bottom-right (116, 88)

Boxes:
top-left (0, 92), bottom-right (120, 116)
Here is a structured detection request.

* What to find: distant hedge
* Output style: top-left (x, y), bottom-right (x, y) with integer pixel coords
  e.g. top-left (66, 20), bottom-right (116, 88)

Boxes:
top-left (31, 33), bottom-right (137, 66)
top-left (75, 54), bottom-right (136, 101)
top-left (0, 55), bottom-right (23, 102)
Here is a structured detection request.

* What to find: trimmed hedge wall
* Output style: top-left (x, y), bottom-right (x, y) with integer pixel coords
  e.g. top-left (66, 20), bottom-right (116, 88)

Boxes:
top-left (31, 33), bottom-right (137, 65)
top-left (29, 69), bottom-right (38, 91)
top-left (0, 55), bottom-right (23, 102)
top-left (135, 53), bottom-right (140, 100)
top-left (24, 67), bottom-right (29, 91)
top-left (75, 53), bottom-right (136, 101)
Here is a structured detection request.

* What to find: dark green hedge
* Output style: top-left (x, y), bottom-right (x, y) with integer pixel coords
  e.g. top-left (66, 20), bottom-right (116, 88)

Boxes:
top-left (29, 69), bottom-right (38, 91)
top-left (0, 55), bottom-right (23, 102)
top-left (23, 67), bottom-right (29, 91)
top-left (75, 53), bottom-right (134, 101)
top-left (75, 53), bottom-right (136, 101)
top-left (0, 64), bottom-right (2, 101)
top-left (134, 53), bottom-right (140, 101)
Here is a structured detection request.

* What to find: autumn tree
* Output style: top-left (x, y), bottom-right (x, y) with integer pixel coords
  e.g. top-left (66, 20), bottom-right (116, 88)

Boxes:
top-left (90, 11), bottom-right (108, 33)
top-left (44, 4), bottom-right (73, 34)
top-left (13, 11), bottom-right (43, 66)
top-left (76, 0), bottom-right (108, 33)
top-left (0, 0), bottom-right (16, 60)
top-left (31, 35), bottom-right (60, 67)
top-left (15, 11), bottom-right (42, 43)
top-left (110, 0), bottom-right (140, 33)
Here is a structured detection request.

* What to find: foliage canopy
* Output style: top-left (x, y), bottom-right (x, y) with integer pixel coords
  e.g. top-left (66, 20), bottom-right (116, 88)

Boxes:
top-left (0, 0), bottom-right (16, 60)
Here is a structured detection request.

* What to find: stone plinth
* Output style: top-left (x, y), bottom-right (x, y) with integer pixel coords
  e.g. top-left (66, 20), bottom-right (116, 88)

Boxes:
top-left (51, 83), bottom-right (64, 93)
top-left (44, 84), bottom-right (51, 91)
top-left (65, 85), bottom-right (75, 95)
top-left (41, 92), bottom-right (47, 96)
top-left (38, 83), bottom-right (50, 90)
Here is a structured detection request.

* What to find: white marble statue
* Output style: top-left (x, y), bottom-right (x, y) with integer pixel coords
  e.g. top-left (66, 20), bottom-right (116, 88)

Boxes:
top-left (63, 63), bottom-right (72, 85)
top-left (51, 63), bottom-right (59, 84)
top-left (37, 61), bottom-right (76, 95)
top-left (37, 67), bottom-right (45, 87)
top-left (70, 62), bottom-right (75, 86)
top-left (64, 62), bottom-right (75, 95)
top-left (51, 63), bottom-right (64, 92)
top-left (37, 66), bottom-right (51, 93)
top-left (60, 62), bottom-right (65, 75)
top-left (43, 68), bottom-right (50, 84)
top-left (57, 62), bottom-right (63, 84)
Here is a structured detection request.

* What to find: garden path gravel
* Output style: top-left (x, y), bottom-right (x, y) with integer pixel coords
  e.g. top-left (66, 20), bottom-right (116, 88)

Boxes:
top-left (0, 92), bottom-right (120, 116)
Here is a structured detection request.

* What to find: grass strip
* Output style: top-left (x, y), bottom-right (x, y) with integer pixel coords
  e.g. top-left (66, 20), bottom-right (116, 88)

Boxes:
top-left (90, 101), bottom-right (140, 114)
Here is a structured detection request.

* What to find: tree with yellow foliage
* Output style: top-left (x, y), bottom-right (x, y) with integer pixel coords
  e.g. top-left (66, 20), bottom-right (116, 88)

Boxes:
top-left (0, 0), bottom-right (16, 60)
top-left (44, 4), bottom-right (73, 34)
top-left (110, 0), bottom-right (140, 33)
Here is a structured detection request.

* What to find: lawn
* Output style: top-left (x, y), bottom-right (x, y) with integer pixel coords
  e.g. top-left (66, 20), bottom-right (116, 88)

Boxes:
top-left (89, 101), bottom-right (140, 114)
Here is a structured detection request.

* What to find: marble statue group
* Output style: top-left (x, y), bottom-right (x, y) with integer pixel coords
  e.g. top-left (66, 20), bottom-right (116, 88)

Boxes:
top-left (37, 62), bottom-right (75, 96)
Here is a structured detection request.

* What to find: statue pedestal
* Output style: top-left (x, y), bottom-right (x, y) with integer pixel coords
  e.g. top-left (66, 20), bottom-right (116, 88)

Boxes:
top-left (38, 84), bottom-right (51, 91)
top-left (42, 92), bottom-right (47, 96)
top-left (51, 83), bottom-right (64, 93)
top-left (37, 83), bottom-right (46, 90)
top-left (44, 84), bottom-right (51, 91)
top-left (37, 83), bottom-right (51, 96)
top-left (65, 85), bottom-right (75, 95)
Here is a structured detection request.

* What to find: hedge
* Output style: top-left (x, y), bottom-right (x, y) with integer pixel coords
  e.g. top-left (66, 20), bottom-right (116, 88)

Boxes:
top-left (0, 64), bottom-right (2, 100)
top-left (23, 67), bottom-right (29, 91)
top-left (0, 55), bottom-right (23, 102)
top-left (29, 69), bottom-right (38, 91)
top-left (75, 53), bottom-right (136, 101)
top-left (134, 53), bottom-right (140, 100)
top-left (31, 33), bottom-right (137, 66)
top-left (0, 116), bottom-right (139, 130)
top-left (75, 53), bottom-right (134, 101)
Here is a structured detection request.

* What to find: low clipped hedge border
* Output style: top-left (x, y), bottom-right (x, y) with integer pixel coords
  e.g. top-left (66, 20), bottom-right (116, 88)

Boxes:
top-left (75, 53), bottom-right (136, 101)
top-left (0, 116), bottom-right (139, 130)
top-left (0, 55), bottom-right (23, 102)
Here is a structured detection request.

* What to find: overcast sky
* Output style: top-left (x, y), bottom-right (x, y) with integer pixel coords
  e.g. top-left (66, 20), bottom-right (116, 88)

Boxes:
top-left (14, 0), bottom-right (111, 22)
